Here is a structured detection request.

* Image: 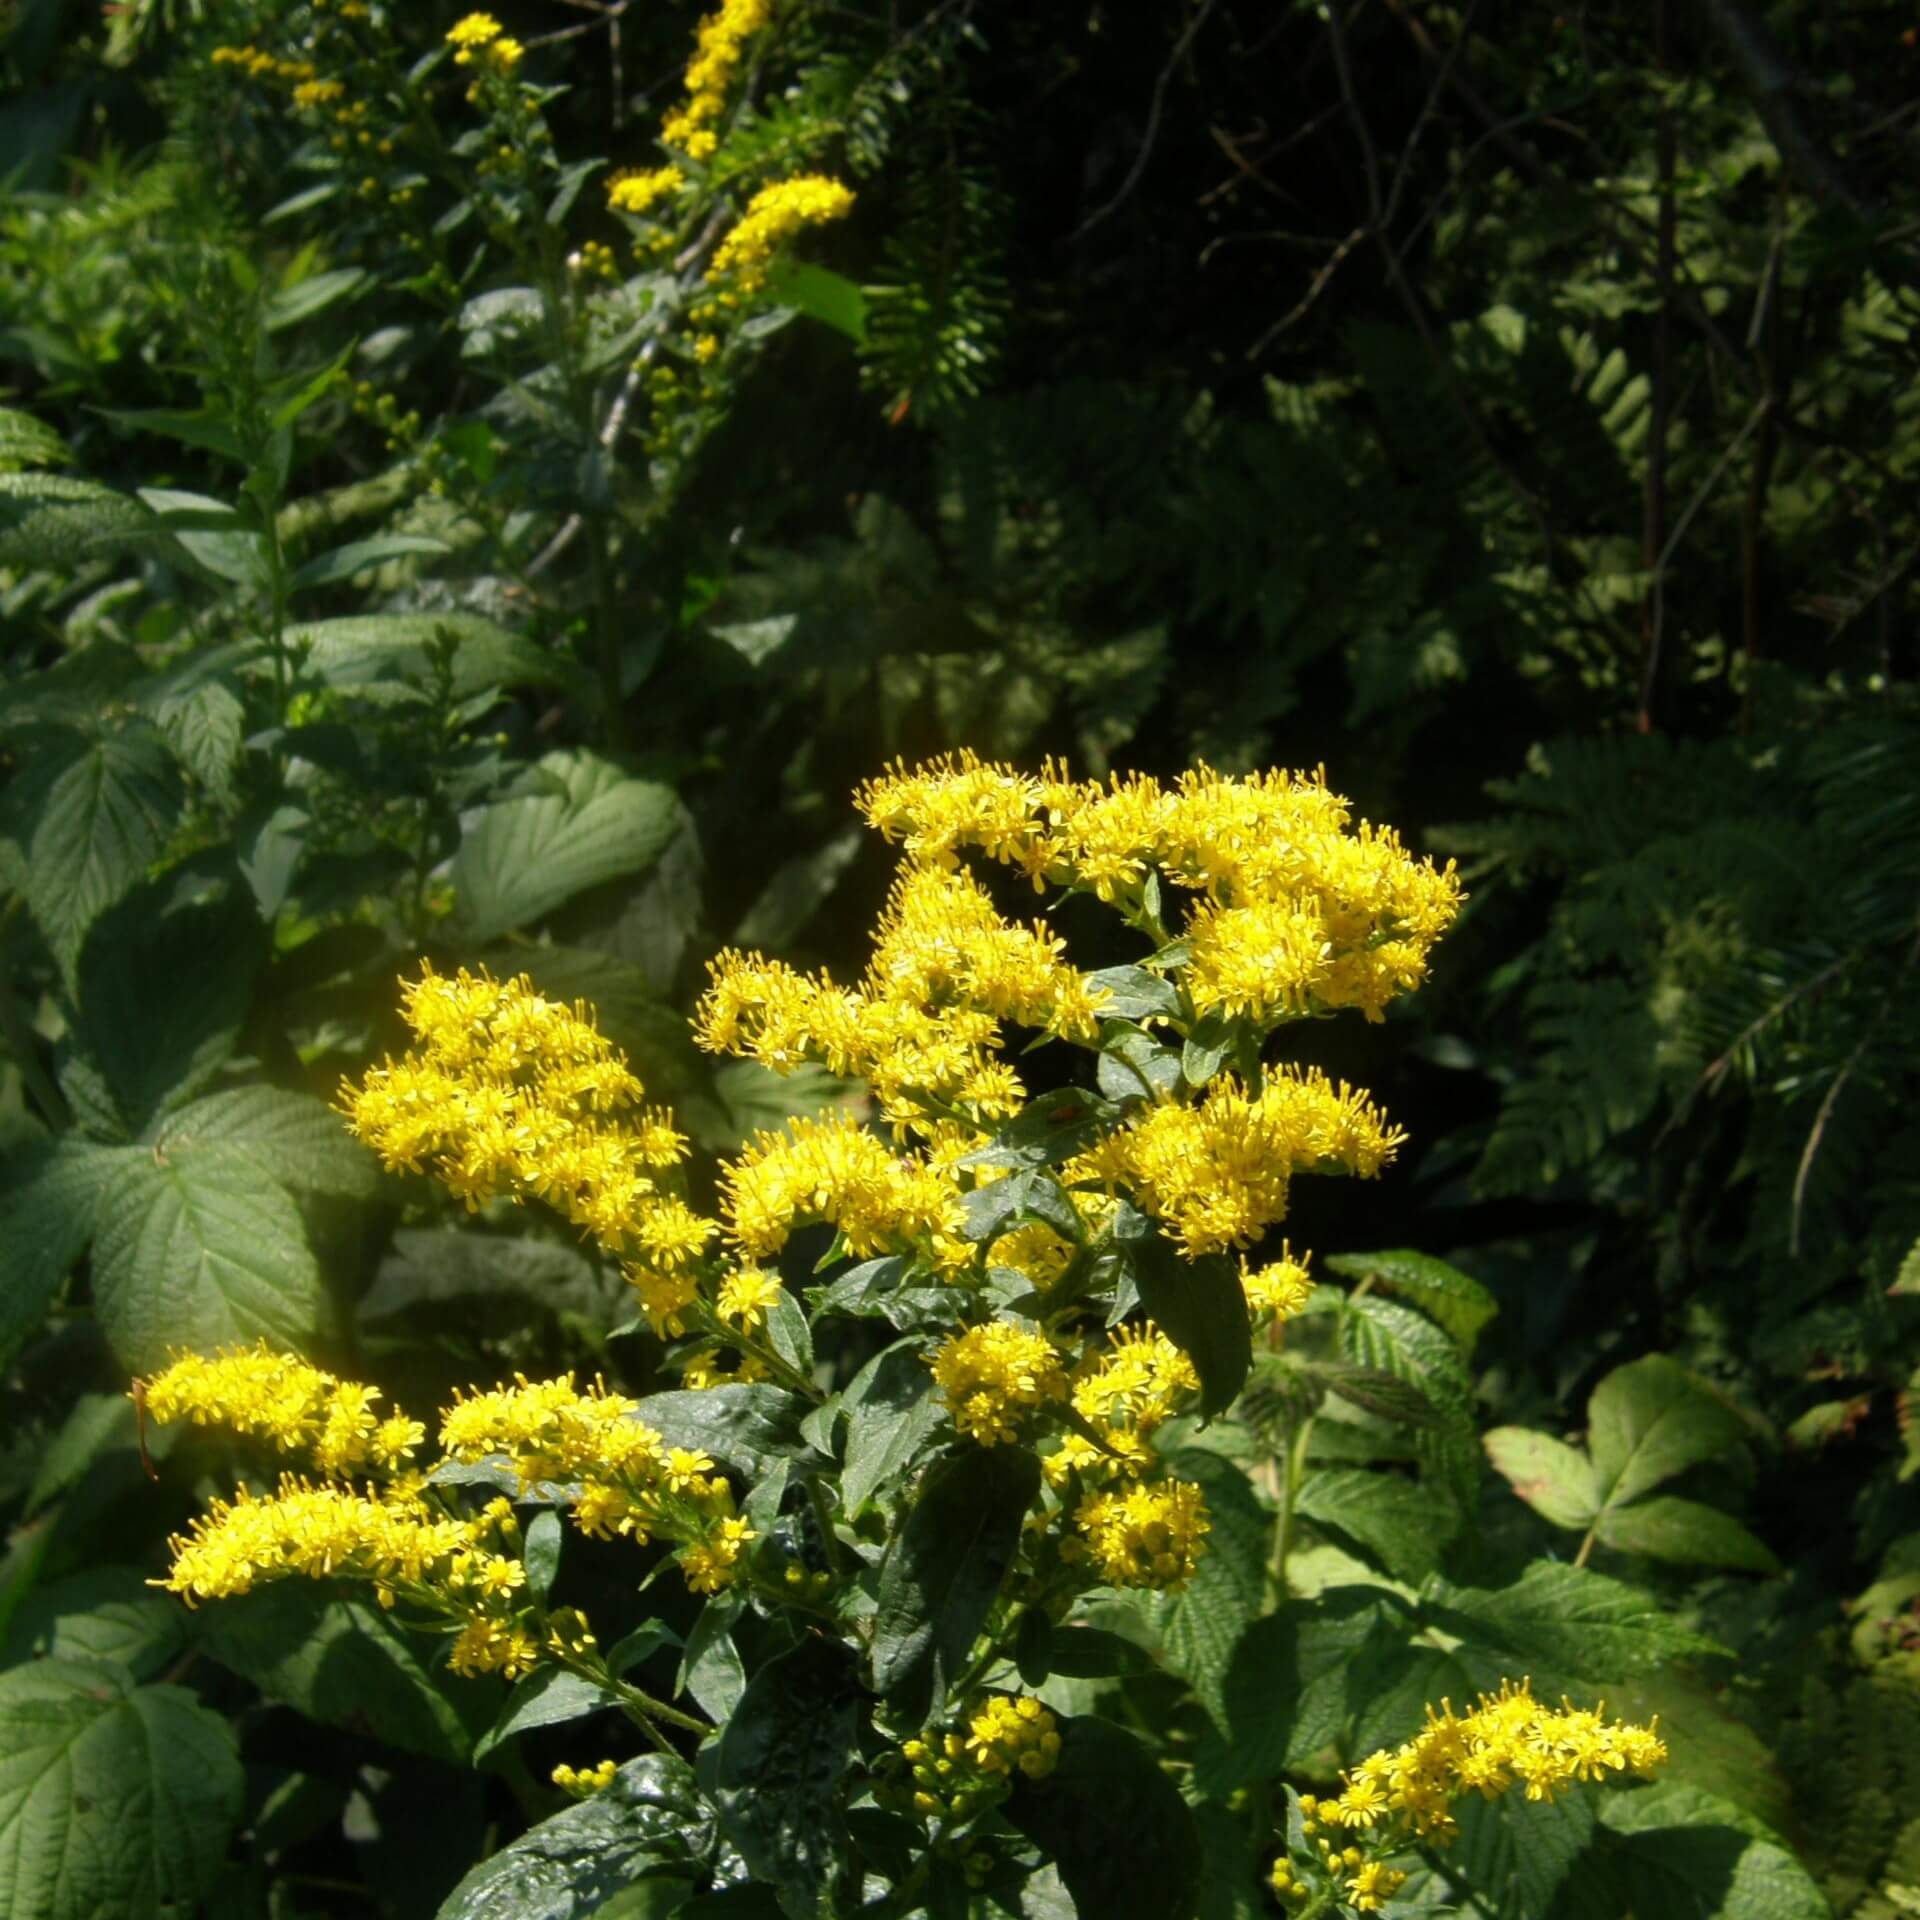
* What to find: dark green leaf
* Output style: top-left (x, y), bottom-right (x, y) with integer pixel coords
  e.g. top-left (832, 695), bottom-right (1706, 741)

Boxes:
top-left (1597, 1782), bottom-right (1825, 1920)
top-left (289, 613), bottom-right (577, 702)
top-left (92, 1151), bottom-right (324, 1372)
top-left (1322, 1249), bottom-right (1498, 1353)
top-left (1294, 1466), bottom-right (1457, 1581)
top-left (1006, 1717), bottom-right (1202, 1920)
top-left (0, 1138), bottom-right (127, 1362)
top-left (359, 1229), bottom-right (617, 1328)
top-left (1313, 1363), bottom-right (1445, 1431)
top-left (872, 1445), bottom-right (1039, 1717)
top-left (678, 1596), bottom-right (747, 1723)
top-left (1339, 1295), bottom-right (1479, 1506)
top-left (151, 1086), bottom-right (382, 1200)
top-left (1096, 1027), bottom-right (1182, 1104)
top-left (961, 1167), bottom-right (1085, 1246)
top-left (1085, 967), bottom-right (1181, 1021)
top-left (1153, 1449), bottom-right (1269, 1724)
top-left (839, 1340), bottom-right (943, 1516)
top-left (437, 1755), bottom-right (711, 1920)
top-left (767, 261), bottom-right (867, 342)
top-left (1179, 1014), bottom-right (1233, 1088)
top-left (523, 1509), bottom-right (563, 1602)
top-left (2, 1568), bottom-right (191, 1681)
top-left (0, 1658), bottom-right (241, 1920)
top-left (1592, 1497), bottom-right (1780, 1573)
top-left (638, 1387), bottom-right (815, 1480)
top-left (474, 1667), bottom-right (618, 1763)
top-left (1133, 1237), bottom-right (1250, 1418)
top-left (289, 533), bottom-right (448, 592)
top-left (711, 1639), bottom-right (861, 1920)
top-left (138, 487), bottom-right (268, 587)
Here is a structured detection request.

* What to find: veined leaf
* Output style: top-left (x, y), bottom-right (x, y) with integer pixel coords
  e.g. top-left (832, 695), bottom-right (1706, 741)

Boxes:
top-left (1592, 1497), bottom-right (1780, 1573)
top-left (839, 1339), bottom-right (943, 1517)
top-left (1483, 1427), bottom-right (1603, 1530)
top-left (0, 1658), bottom-right (241, 1920)
top-left (1294, 1466), bottom-right (1457, 1581)
top-left (1323, 1248), bottom-right (1498, 1353)
top-left (0, 1137), bottom-right (130, 1362)
top-left (1587, 1354), bottom-right (1751, 1511)
top-left (150, 1085), bottom-right (382, 1200)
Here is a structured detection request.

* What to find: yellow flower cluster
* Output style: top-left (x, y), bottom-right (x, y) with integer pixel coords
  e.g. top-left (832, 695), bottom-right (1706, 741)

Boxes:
top-left (160, 1479), bottom-right (551, 1676)
top-left (855, 753), bottom-right (1462, 1023)
top-left (716, 1265), bottom-right (785, 1332)
top-left (962, 1695), bottom-right (1063, 1778)
top-left (211, 44), bottom-right (314, 82)
top-left (928, 1323), bottom-right (1067, 1445)
top-left (1066, 1070), bottom-right (1404, 1259)
top-left (709, 176), bottom-right (856, 289)
top-left (1243, 1244), bottom-right (1315, 1322)
top-left (340, 964), bottom-right (710, 1278)
top-left (1319, 1679), bottom-right (1669, 1842)
top-left (720, 1110), bottom-right (965, 1261)
top-left (1072, 1475), bottom-right (1209, 1590)
top-left (698, 862), bottom-right (1107, 1135)
top-left (446, 12), bottom-right (524, 70)
top-left (660, 0), bottom-right (772, 159)
top-left (608, 165), bottom-right (685, 217)
top-left (437, 1373), bottom-right (754, 1592)
top-left (139, 1342), bottom-right (424, 1477)
top-left (552, 1759), bottom-right (619, 1798)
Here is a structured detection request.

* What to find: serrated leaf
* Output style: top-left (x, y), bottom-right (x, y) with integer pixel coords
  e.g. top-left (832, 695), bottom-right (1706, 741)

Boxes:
top-left (1293, 1466), bottom-right (1456, 1581)
top-left (1153, 1449), bottom-right (1270, 1724)
top-left (92, 1152), bottom-right (324, 1372)
top-left (1339, 1294), bottom-right (1479, 1506)
top-left (872, 1446), bottom-right (1038, 1718)
top-left (1006, 1716), bottom-right (1202, 1920)
top-left (1483, 1427), bottom-right (1603, 1529)
top-left (155, 681), bottom-right (245, 798)
top-left (1316, 1363), bottom-right (1445, 1430)
top-left (1597, 1782), bottom-right (1826, 1920)
top-left (711, 1639), bottom-right (861, 1920)
top-left (6, 722), bottom-right (181, 973)
top-left (151, 1086), bottom-right (382, 1200)
top-left (453, 749), bottom-right (685, 942)
top-left (0, 1137), bottom-right (128, 1362)
top-left (0, 407), bottom-right (69, 470)
top-left (204, 1582), bottom-right (485, 1764)
top-left (1423, 1560), bottom-right (1725, 1680)
top-left (1587, 1355), bottom-right (1751, 1511)
top-left (288, 612), bottom-right (576, 702)
top-left (839, 1340), bottom-right (943, 1516)
top-left (71, 887), bottom-right (260, 1136)
top-left (2, 1568), bottom-right (191, 1681)
top-left (1323, 1249), bottom-right (1498, 1353)
top-left (1592, 1496), bottom-right (1781, 1573)
top-left (1451, 1791), bottom-right (1595, 1920)
top-left (437, 1755), bottom-right (711, 1920)
top-left (0, 473), bottom-right (146, 569)
top-left (0, 1658), bottom-right (241, 1920)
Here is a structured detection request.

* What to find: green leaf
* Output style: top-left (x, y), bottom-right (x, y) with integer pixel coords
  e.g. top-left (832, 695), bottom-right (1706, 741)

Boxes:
top-left (523, 1508), bottom-right (563, 1601)
top-left (203, 1582), bottom-right (485, 1764)
top-left (1153, 1449), bottom-right (1270, 1725)
top-left (1423, 1561), bottom-right (1726, 1680)
top-left (0, 1137), bottom-right (127, 1362)
top-left (961, 1166), bottom-right (1085, 1246)
top-left (71, 888), bottom-right (261, 1136)
top-left (138, 488), bottom-right (269, 588)
top-left (453, 750), bottom-right (685, 942)
top-left (473, 1667), bottom-right (618, 1763)
top-left (265, 266), bottom-right (370, 331)
top-left (437, 1755), bottom-right (712, 1920)
top-left (872, 1445), bottom-right (1039, 1717)
top-left (1006, 1717), bottom-right (1202, 1920)
top-left (1483, 1427), bottom-right (1603, 1529)
top-left (151, 1086), bottom-right (383, 1200)
top-left (92, 1151), bottom-right (324, 1372)
top-left (0, 474), bottom-right (146, 570)
top-left (0, 1658), bottom-right (241, 1920)
top-left (638, 1388), bottom-right (814, 1481)
top-left (1596, 1782), bottom-right (1826, 1920)
top-left (1592, 1496), bottom-right (1781, 1573)
top-left (1133, 1236), bottom-right (1250, 1419)
top-left (289, 533), bottom-right (449, 592)
top-left (1180, 1014), bottom-right (1233, 1088)
top-left (1294, 1467), bottom-right (1456, 1581)
top-left (288, 612), bottom-right (577, 702)
top-left (768, 261), bottom-right (867, 342)
top-left (1587, 1355), bottom-right (1751, 1511)
top-left (155, 681), bottom-right (246, 799)
top-left (0, 406), bottom-right (69, 470)
top-left (1339, 1295), bottom-right (1479, 1506)
top-left (839, 1340), bottom-right (943, 1516)
top-left (1313, 1363), bottom-right (1445, 1430)
top-left (1322, 1249), bottom-right (1498, 1353)
top-left (360, 1228), bottom-right (615, 1327)
top-left (6, 721), bottom-right (181, 973)
top-left (710, 1638), bottom-right (861, 1920)
top-left (677, 1596), bottom-right (747, 1723)
top-left (1451, 1791), bottom-right (1595, 1920)
top-left (1084, 966), bottom-right (1181, 1021)
top-left (25, 1392), bottom-right (157, 1515)
top-left (2, 1568), bottom-right (192, 1681)
top-left (97, 406), bottom-right (247, 464)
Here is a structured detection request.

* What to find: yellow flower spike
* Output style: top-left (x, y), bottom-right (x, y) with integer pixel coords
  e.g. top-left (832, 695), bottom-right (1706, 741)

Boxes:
top-left (1072, 1476), bottom-right (1210, 1591)
top-left (708, 176), bottom-right (855, 291)
top-left (927, 1324), bottom-right (1067, 1446)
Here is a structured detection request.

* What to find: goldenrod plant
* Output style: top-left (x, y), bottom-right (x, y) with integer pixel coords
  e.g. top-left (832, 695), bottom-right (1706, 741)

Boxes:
top-left (121, 755), bottom-right (1721, 1918)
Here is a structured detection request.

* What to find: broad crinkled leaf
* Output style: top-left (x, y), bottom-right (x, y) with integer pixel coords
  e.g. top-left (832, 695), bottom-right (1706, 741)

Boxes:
top-left (287, 613), bottom-right (577, 702)
top-left (1152, 1449), bottom-right (1270, 1725)
top-left (637, 1387), bottom-right (814, 1481)
top-left (150, 1085), bottom-right (382, 1200)
top-left (1293, 1466), bottom-right (1458, 1581)
top-left (0, 1136), bottom-right (130, 1362)
top-left (437, 1755), bottom-right (711, 1920)
top-left (91, 1150), bottom-right (324, 1371)
top-left (1322, 1249), bottom-right (1498, 1353)
top-left (1597, 1782), bottom-right (1826, 1920)
top-left (453, 749), bottom-right (685, 941)
top-left (0, 1657), bottom-right (241, 1920)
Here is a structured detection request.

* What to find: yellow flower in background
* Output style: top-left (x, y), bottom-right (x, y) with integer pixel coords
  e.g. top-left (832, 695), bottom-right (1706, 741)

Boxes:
top-left (709, 176), bottom-right (855, 290)
top-left (659, 0), bottom-right (773, 157)
top-left (609, 165), bottom-right (685, 216)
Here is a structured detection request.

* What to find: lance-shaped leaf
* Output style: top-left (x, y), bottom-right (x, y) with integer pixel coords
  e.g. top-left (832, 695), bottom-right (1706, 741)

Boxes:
top-left (872, 1446), bottom-right (1039, 1718)
top-left (1132, 1232), bottom-right (1250, 1419)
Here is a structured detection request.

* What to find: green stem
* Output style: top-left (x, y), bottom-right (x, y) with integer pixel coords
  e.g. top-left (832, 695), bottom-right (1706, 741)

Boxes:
top-left (1265, 1415), bottom-right (1315, 1609)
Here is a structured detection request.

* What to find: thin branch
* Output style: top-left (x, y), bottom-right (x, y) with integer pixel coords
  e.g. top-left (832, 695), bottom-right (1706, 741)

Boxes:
top-left (1071, 0), bottom-right (1220, 240)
